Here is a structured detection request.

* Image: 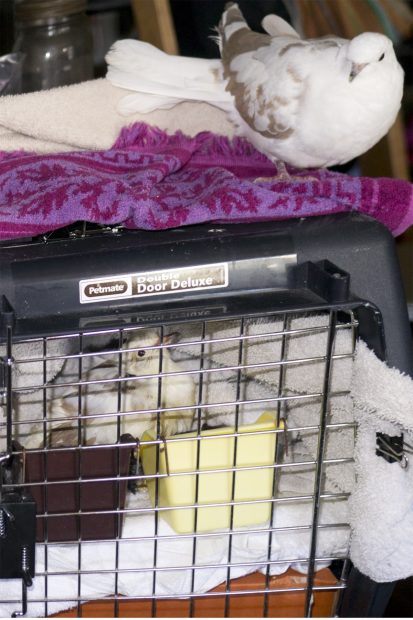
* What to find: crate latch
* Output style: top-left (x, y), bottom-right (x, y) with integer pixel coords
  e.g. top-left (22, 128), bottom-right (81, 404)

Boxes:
top-left (296, 260), bottom-right (350, 303)
top-left (0, 448), bottom-right (36, 618)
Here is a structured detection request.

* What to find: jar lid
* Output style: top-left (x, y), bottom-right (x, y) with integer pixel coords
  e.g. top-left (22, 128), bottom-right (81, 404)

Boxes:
top-left (15, 0), bottom-right (87, 23)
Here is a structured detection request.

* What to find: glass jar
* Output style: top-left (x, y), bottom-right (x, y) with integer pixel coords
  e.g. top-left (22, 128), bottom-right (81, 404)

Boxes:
top-left (14, 0), bottom-right (94, 93)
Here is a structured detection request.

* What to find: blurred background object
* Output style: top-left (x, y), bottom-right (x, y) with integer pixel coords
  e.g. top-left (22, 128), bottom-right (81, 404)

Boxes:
top-left (0, 52), bottom-right (24, 95)
top-left (170, 0), bottom-right (290, 58)
top-left (87, 0), bottom-right (130, 75)
top-left (0, 0), bottom-right (15, 56)
top-left (131, 0), bottom-right (178, 54)
top-left (13, 0), bottom-right (94, 92)
top-left (283, 0), bottom-right (413, 40)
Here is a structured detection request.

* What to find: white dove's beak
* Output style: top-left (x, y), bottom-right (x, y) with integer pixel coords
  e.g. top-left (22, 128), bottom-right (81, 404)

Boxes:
top-left (349, 62), bottom-right (367, 82)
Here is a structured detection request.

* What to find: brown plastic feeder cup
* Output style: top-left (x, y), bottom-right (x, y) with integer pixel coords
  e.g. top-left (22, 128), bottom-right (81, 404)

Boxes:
top-left (23, 435), bottom-right (134, 543)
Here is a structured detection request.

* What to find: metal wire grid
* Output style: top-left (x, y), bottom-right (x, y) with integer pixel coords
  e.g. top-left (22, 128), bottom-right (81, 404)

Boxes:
top-left (1, 307), bottom-right (358, 617)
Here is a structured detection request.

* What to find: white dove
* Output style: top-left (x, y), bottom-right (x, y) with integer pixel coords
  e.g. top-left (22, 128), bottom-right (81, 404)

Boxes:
top-left (106, 2), bottom-right (404, 169)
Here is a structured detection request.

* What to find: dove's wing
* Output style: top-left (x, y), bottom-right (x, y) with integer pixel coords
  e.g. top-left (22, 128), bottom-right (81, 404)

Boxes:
top-left (217, 3), bottom-right (304, 139)
top-left (261, 14), bottom-right (300, 38)
top-left (220, 8), bottom-right (346, 141)
top-left (222, 35), bottom-right (309, 140)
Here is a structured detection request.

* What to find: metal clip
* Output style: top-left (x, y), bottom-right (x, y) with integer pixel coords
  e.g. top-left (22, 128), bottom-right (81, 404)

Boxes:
top-left (401, 439), bottom-right (413, 469)
top-left (376, 433), bottom-right (413, 469)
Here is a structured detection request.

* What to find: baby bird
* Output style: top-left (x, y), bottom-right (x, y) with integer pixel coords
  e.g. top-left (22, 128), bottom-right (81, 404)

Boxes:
top-left (25, 329), bottom-right (195, 448)
top-left (123, 328), bottom-right (196, 438)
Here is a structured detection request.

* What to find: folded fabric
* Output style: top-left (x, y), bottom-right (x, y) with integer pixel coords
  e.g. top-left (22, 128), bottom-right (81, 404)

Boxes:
top-left (0, 78), bottom-right (235, 153)
top-left (1, 122), bottom-right (413, 240)
top-left (349, 341), bottom-right (413, 582)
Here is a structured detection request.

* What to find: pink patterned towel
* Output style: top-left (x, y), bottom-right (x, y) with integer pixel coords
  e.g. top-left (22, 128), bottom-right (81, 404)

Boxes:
top-left (0, 122), bottom-right (412, 240)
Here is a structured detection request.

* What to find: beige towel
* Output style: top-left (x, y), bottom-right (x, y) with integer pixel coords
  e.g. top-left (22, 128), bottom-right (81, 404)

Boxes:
top-left (0, 78), bottom-right (234, 154)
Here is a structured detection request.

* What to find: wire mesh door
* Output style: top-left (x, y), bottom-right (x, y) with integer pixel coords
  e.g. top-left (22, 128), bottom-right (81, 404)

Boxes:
top-left (0, 304), bottom-right (363, 618)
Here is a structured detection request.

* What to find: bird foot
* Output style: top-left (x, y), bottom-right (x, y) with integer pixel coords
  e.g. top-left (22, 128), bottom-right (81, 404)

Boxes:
top-left (254, 161), bottom-right (320, 183)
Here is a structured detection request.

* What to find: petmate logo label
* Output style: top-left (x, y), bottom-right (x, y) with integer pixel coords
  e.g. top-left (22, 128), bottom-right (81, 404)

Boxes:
top-left (80, 276), bottom-right (132, 303)
top-left (135, 263), bottom-right (228, 297)
top-left (79, 263), bottom-right (228, 303)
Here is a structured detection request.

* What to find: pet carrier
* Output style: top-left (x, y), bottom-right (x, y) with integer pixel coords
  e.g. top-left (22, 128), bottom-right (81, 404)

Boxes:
top-left (0, 213), bottom-right (411, 618)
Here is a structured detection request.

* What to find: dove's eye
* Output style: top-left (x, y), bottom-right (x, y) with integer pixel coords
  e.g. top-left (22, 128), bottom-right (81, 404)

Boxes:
top-left (378, 53), bottom-right (385, 61)
top-left (137, 350), bottom-right (146, 358)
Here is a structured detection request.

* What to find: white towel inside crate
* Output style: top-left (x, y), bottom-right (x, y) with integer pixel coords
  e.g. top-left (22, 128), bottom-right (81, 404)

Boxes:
top-left (173, 316), bottom-right (353, 401)
top-left (172, 315), bottom-right (353, 423)
top-left (0, 454), bottom-right (349, 618)
top-left (0, 337), bottom-right (73, 450)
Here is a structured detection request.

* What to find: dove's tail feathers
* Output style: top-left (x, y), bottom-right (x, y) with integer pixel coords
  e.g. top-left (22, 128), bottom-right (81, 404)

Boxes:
top-left (216, 2), bottom-right (249, 53)
top-left (106, 39), bottom-right (232, 116)
top-left (106, 39), bottom-right (222, 83)
top-left (220, 2), bottom-right (248, 31)
top-left (261, 14), bottom-right (301, 39)
top-left (217, 3), bottom-right (271, 63)
top-left (209, 26), bottom-right (222, 50)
